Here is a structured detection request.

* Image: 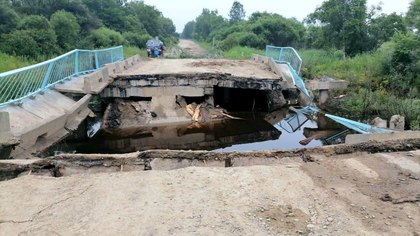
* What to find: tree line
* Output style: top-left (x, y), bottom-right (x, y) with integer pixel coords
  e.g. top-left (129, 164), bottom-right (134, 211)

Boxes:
top-left (0, 0), bottom-right (178, 59)
top-left (182, 0), bottom-right (419, 96)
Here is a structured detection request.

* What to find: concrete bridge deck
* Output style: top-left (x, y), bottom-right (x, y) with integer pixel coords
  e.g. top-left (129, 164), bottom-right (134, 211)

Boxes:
top-left (121, 58), bottom-right (280, 79)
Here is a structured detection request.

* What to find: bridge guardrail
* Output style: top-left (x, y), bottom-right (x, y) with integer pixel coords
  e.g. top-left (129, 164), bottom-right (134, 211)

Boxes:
top-left (265, 45), bottom-right (309, 97)
top-left (0, 45), bottom-right (124, 107)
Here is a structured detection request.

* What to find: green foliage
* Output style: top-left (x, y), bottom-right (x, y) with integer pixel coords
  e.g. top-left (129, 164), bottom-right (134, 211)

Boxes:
top-left (83, 0), bottom-right (126, 31)
top-left (368, 13), bottom-right (406, 47)
top-left (0, 51), bottom-right (34, 72)
top-left (0, 15), bottom-right (57, 58)
top-left (229, 1), bottom-right (246, 23)
top-left (124, 45), bottom-right (146, 58)
top-left (306, 0), bottom-right (369, 56)
top-left (0, 0), bottom-right (19, 34)
top-left (406, 0), bottom-right (420, 33)
top-left (0, 30), bottom-right (39, 58)
top-left (220, 32), bottom-right (264, 50)
top-left (127, 1), bottom-right (177, 43)
top-left (387, 33), bottom-right (420, 95)
top-left (193, 9), bottom-right (227, 41)
top-left (223, 46), bottom-right (264, 60)
top-left (250, 14), bottom-right (305, 48)
top-left (88, 27), bottom-right (125, 48)
top-left (299, 48), bottom-right (385, 85)
top-left (50, 10), bottom-right (80, 51)
top-left (331, 88), bottom-right (420, 130)
top-left (123, 31), bottom-right (151, 48)
top-left (0, 0), bottom-right (177, 64)
top-left (181, 21), bottom-right (195, 39)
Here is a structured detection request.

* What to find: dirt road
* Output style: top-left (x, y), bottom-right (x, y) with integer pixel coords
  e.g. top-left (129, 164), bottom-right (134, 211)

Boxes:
top-left (1, 150), bottom-right (419, 235)
top-left (178, 39), bottom-right (207, 57)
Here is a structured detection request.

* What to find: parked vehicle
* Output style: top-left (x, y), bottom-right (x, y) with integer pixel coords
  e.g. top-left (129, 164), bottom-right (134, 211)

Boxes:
top-left (146, 37), bottom-right (164, 58)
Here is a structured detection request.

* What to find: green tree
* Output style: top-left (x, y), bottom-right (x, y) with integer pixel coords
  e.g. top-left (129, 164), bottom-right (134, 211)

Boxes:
top-left (0, 30), bottom-right (39, 58)
top-left (406, 0), bottom-right (420, 33)
top-left (82, 0), bottom-right (126, 31)
top-left (88, 27), bottom-right (125, 48)
top-left (368, 13), bottom-right (406, 48)
top-left (250, 14), bottom-right (305, 48)
top-left (306, 0), bottom-right (369, 56)
top-left (181, 21), bottom-right (195, 39)
top-left (50, 10), bottom-right (80, 51)
top-left (194, 9), bottom-right (227, 41)
top-left (19, 15), bottom-right (58, 56)
top-left (388, 34), bottom-right (420, 95)
top-left (0, 0), bottom-right (19, 34)
top-left (123, 31), bottom-right (151, 48)
top-left (229, 1), bottom-right (246, 23)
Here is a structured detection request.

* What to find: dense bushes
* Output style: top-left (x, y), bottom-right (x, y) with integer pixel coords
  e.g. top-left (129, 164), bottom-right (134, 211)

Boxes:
top-left (0, 0), bottom-right (178, 60)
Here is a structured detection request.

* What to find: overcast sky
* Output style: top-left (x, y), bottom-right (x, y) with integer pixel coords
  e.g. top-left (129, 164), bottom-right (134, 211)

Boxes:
top-left (141, 0), bottom-right (412, 33)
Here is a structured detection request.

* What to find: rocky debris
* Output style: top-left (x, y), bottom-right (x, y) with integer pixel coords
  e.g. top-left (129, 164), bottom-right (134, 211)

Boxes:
top-left (253, 205), bottom-right (310, 235)
top-left (380, 193), bottom-right (420, 204)
top-left (102, 99), bottom-right (153, 129)
top-left (266, 90), bottom-right (287, 111)
top-left (183, 102), bottom-right (238, 122)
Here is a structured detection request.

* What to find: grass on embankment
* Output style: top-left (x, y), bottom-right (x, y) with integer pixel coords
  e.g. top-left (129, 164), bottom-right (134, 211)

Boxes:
top-left (198, 42), bottom-right (264, 59)
top-left (124, 46), bottom-right (146, 58)
top-left (1, 46), bottom-right (145, 73)
top-left (0, 51), bottom-right (35, 73)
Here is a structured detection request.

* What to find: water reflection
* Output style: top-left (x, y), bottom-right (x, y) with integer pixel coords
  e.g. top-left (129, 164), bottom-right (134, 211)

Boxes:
top-left (46, 108), bottom-right (348, 155)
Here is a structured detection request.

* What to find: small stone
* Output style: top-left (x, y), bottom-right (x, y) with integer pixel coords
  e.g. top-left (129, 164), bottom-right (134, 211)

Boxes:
top-left (408, 215), bottom-right (413, 219)
top-left (260, 207), bottom-right (265, 212)
top-left (350, 204), bottom-right (356, 207)
top-left (306, 224), bottom-right (315, 229)
top-left (385, 221), bottom-right (391, 226)
top-left (327, 217), bottom-right (333, 222)
top-left (294, 219), bottom-right (299, 222)
top-left (323, 225), bottom-right (328, 229)
top-left (388, 216), bottom-right (393, 219)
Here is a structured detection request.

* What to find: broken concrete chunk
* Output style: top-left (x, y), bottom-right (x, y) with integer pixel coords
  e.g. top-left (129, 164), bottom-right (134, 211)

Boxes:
top-left (371, 117), bottom-right (387, 128)
top-left (390, 115), bottom-right (405, 131)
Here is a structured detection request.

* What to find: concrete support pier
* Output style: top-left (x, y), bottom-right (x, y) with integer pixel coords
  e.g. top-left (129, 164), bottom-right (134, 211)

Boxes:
top-left (306, 77), bottom-right (348, 109)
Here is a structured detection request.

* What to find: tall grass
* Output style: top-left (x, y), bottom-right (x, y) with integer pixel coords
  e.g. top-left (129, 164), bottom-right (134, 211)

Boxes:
top-left (0, 51), bottom-right (35, 73)
top-left (298, 49), bottom-right (384, 85)
top-left (124, 46), bottom-right (146, 58)
top-left (224, 46), bottom-right (264, 60)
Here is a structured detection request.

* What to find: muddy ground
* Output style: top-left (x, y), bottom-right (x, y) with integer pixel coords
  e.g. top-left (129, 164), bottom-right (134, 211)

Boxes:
top-left (178, 39), bottom-right (207, 57)
top-left (1, 141), bottom-right (419, 235)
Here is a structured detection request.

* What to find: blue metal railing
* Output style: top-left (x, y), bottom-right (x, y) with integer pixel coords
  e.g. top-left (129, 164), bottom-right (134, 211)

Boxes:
top-left (265, 45), bottom-right (310, 97)
top-left (266, 46), bottom-right (302, 74)
top-left (0, 46), bottom-right (124, 107)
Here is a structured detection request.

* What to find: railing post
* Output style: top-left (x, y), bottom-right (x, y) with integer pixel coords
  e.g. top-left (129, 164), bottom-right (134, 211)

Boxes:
top-left (41, 62), bottom-right (54, 89)
top-left (74, 50), bottom-right (79, 74)
top-left (95, 51), bottom-right (99, 69)
top-left (279, 48), bottom-right (284, 62)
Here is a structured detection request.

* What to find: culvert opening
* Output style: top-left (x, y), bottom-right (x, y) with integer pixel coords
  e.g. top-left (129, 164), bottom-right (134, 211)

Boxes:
top-left (183, 95), bottom-right (206, 105)
top-left (214, 86), bottom-right (268, 112)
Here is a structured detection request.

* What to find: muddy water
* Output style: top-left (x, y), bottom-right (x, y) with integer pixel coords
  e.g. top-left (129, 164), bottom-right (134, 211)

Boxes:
top-left (45, 110), bottom-right (346, 155)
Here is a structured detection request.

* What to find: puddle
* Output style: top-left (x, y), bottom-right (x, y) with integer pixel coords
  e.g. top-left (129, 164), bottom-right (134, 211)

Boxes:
top-left (44, 109), bottom-right (347, 155)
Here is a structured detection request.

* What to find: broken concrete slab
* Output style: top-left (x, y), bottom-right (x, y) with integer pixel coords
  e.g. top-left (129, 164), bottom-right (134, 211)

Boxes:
top-left (345, 131), bottom-right (420, 145)
top-left (305, 77), bottom-right (348, 90)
